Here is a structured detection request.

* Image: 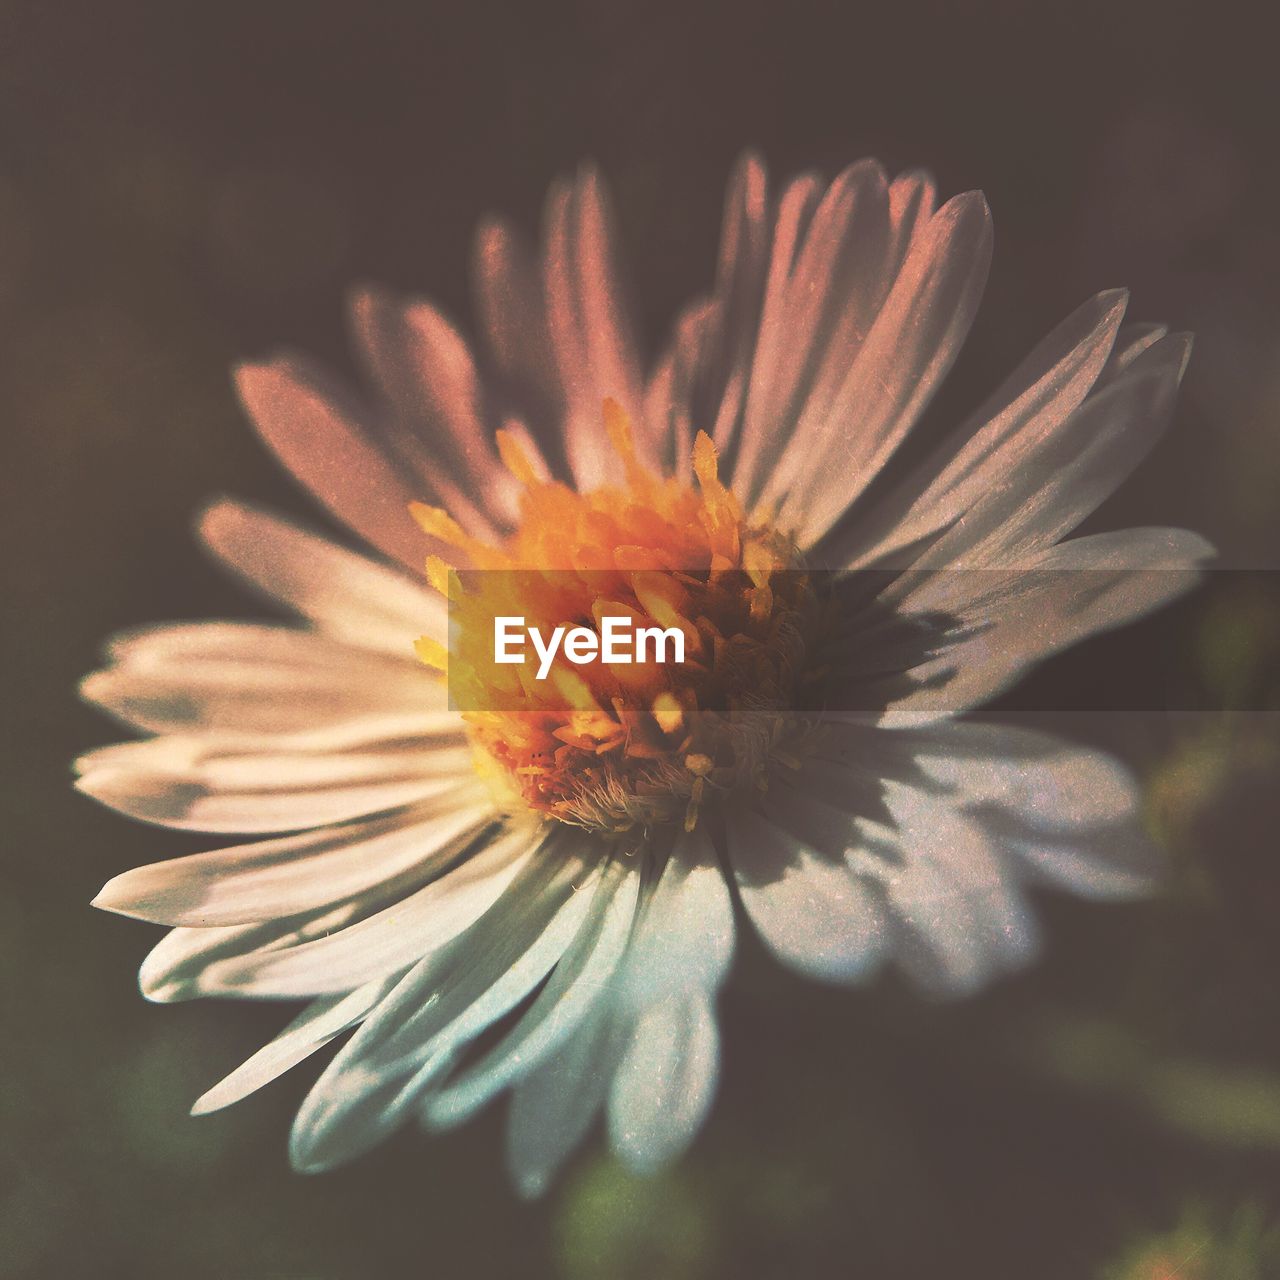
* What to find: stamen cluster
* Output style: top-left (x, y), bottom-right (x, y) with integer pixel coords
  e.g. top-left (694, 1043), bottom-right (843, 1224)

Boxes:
top-left (413, 402), bottom-right (818, 833)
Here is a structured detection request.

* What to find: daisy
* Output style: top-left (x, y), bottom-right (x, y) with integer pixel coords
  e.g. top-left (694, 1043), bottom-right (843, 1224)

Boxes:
top-left (81, 153), bottom-right (1210, 1196)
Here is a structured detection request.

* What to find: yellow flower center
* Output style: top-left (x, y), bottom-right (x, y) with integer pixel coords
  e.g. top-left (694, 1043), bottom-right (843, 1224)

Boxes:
top-left (412, 401), bottom-right (818, 834)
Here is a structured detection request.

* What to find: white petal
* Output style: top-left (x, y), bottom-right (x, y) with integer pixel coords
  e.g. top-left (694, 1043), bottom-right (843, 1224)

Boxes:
top-left (727, 804), bottom-right (884, 984)
top-left (199, 499), bottom-right (445, 653)
top-left (873, 527), bottom-right (1213, 722)
top-left (903, 722), bottom-right (1139, 828)
top-left (616, 827), bottom-right (734, 1013)
top-left (900, 721), bottom-right (1162, 897)
top-left (1003, 826), bottom-right (1160, 898)
top-left (607, 988), bottom-right (719, 1177)
top-left (75, 712), bottom-right (464, 776)
top-left (94, 741), bottom-right (473, 793)
top-left (287, 835), bottom-right (600, 1172)
top-left (93, 793), bottom-right (495, 926)
top-left (507, 830), bottom-right (733, 1195)
top-left (848, 326), bottom-right (1192, 573)
top-left (506, 1006), bottom-right (618, 1199)
top-left (814, 718), bottom-right (1161, 900)
top-left (864, 782), bottom-right (1039, 995)
top-left (191, 978), bottom-right (396, 1114)
top-left (759, 745), bottom-right (1040, 995)
top-left (191, 821), bottom-right (547, 997)
top-left (77, 759), bottom-right (468, 834)
top-left (103, 620), bottom-right (404, 671)
top-left (139, 900), bottom-right (366, 1003)
top-left (81, 622), bottom-right (443, 736)
top-left (423, 858), bottom-right (640, 1129)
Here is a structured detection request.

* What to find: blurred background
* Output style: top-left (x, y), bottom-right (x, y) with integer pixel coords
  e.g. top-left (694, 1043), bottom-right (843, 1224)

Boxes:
top-left (2, 0), bottom-right (1278, 1276)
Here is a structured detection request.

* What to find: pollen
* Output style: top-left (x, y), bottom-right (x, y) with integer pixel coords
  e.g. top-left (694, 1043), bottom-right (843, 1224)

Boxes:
top-left (415, 399), bottom-right (820, 833)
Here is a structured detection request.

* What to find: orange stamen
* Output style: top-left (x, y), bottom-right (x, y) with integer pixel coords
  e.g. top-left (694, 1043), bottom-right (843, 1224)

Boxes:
top-left (413, 400), bottom-right (809, 831)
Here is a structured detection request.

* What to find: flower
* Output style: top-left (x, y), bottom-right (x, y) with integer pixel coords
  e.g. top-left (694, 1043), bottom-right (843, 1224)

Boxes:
top-left (81, 153), bottom-right (1210, 1196)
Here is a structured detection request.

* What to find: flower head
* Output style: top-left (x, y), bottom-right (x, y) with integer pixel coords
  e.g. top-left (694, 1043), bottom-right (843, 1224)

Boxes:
top-left (81, 154), bottom-right (1209, 1194)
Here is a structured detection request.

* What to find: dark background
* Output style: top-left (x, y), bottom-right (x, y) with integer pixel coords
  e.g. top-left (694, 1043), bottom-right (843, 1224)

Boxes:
top-left (3, 1), bottom-right (1279, 1276)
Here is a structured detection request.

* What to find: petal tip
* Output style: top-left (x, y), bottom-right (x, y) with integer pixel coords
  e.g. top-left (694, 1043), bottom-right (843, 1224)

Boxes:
top-left (287, 1135), bottom-right (333, 1176)
top-left (189, 1090), bottom-right (226, 1118)
top-left (347, 281), bottom-right (390, 315)
top-left (1096, 286), bottom-right (1131, 328)
top-left (195, 495), bottom-right (242, 544)
top-left (232, 353), bottom-right (313, 410)
top-left (90, 869), bottom-right (154, 920)
top-left (77, 671), bottom-right (110, 707)
top-left (513, 1169), bottom-right (548, 1200)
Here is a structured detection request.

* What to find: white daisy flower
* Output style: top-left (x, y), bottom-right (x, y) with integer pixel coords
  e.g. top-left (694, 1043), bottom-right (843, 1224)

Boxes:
top-left (82, 153), bottom-right (1210, 1196)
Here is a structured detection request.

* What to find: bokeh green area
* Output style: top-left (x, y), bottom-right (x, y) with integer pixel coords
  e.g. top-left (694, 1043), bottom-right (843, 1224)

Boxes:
top-left (3, 2), bottom-right (1279, 1276)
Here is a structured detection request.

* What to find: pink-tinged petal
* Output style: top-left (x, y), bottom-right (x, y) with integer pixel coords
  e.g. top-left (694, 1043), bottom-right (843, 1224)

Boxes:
top-left (199, 498), bottom-right (445, 654)
top-left (348, 287), bottom-right (519, 535)
top-left (774, 190), bottom-right (994, 547)
top-left (709, 151), bottom-right (772, 359)
top-left (542, 165), bottom-right (646, 488)
top-left (718, 170), bottom-right (823, 501)
top-left (234, 356), bottom-right (430, 571)
top-left (644, 297), bottom-right (717, 481)
top-left (473, 218), bottom-right (558, 409)
top-left (471, 219), bottom-right (573, 481)
top-left (735, 160), bottom-right (894, 508)
top-left (884, 169), bottom-right (938, 276)
top-left (956, 333), bottom-right (1195, 563)
top-left (837, 289), bottom-right (1129, 569)
top-left (700, 152), bottom-right (772, 461)
top-left (647, 151), bottom-right (773, 482)
top-left (1104, 321), bottom-right (1169, 376)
